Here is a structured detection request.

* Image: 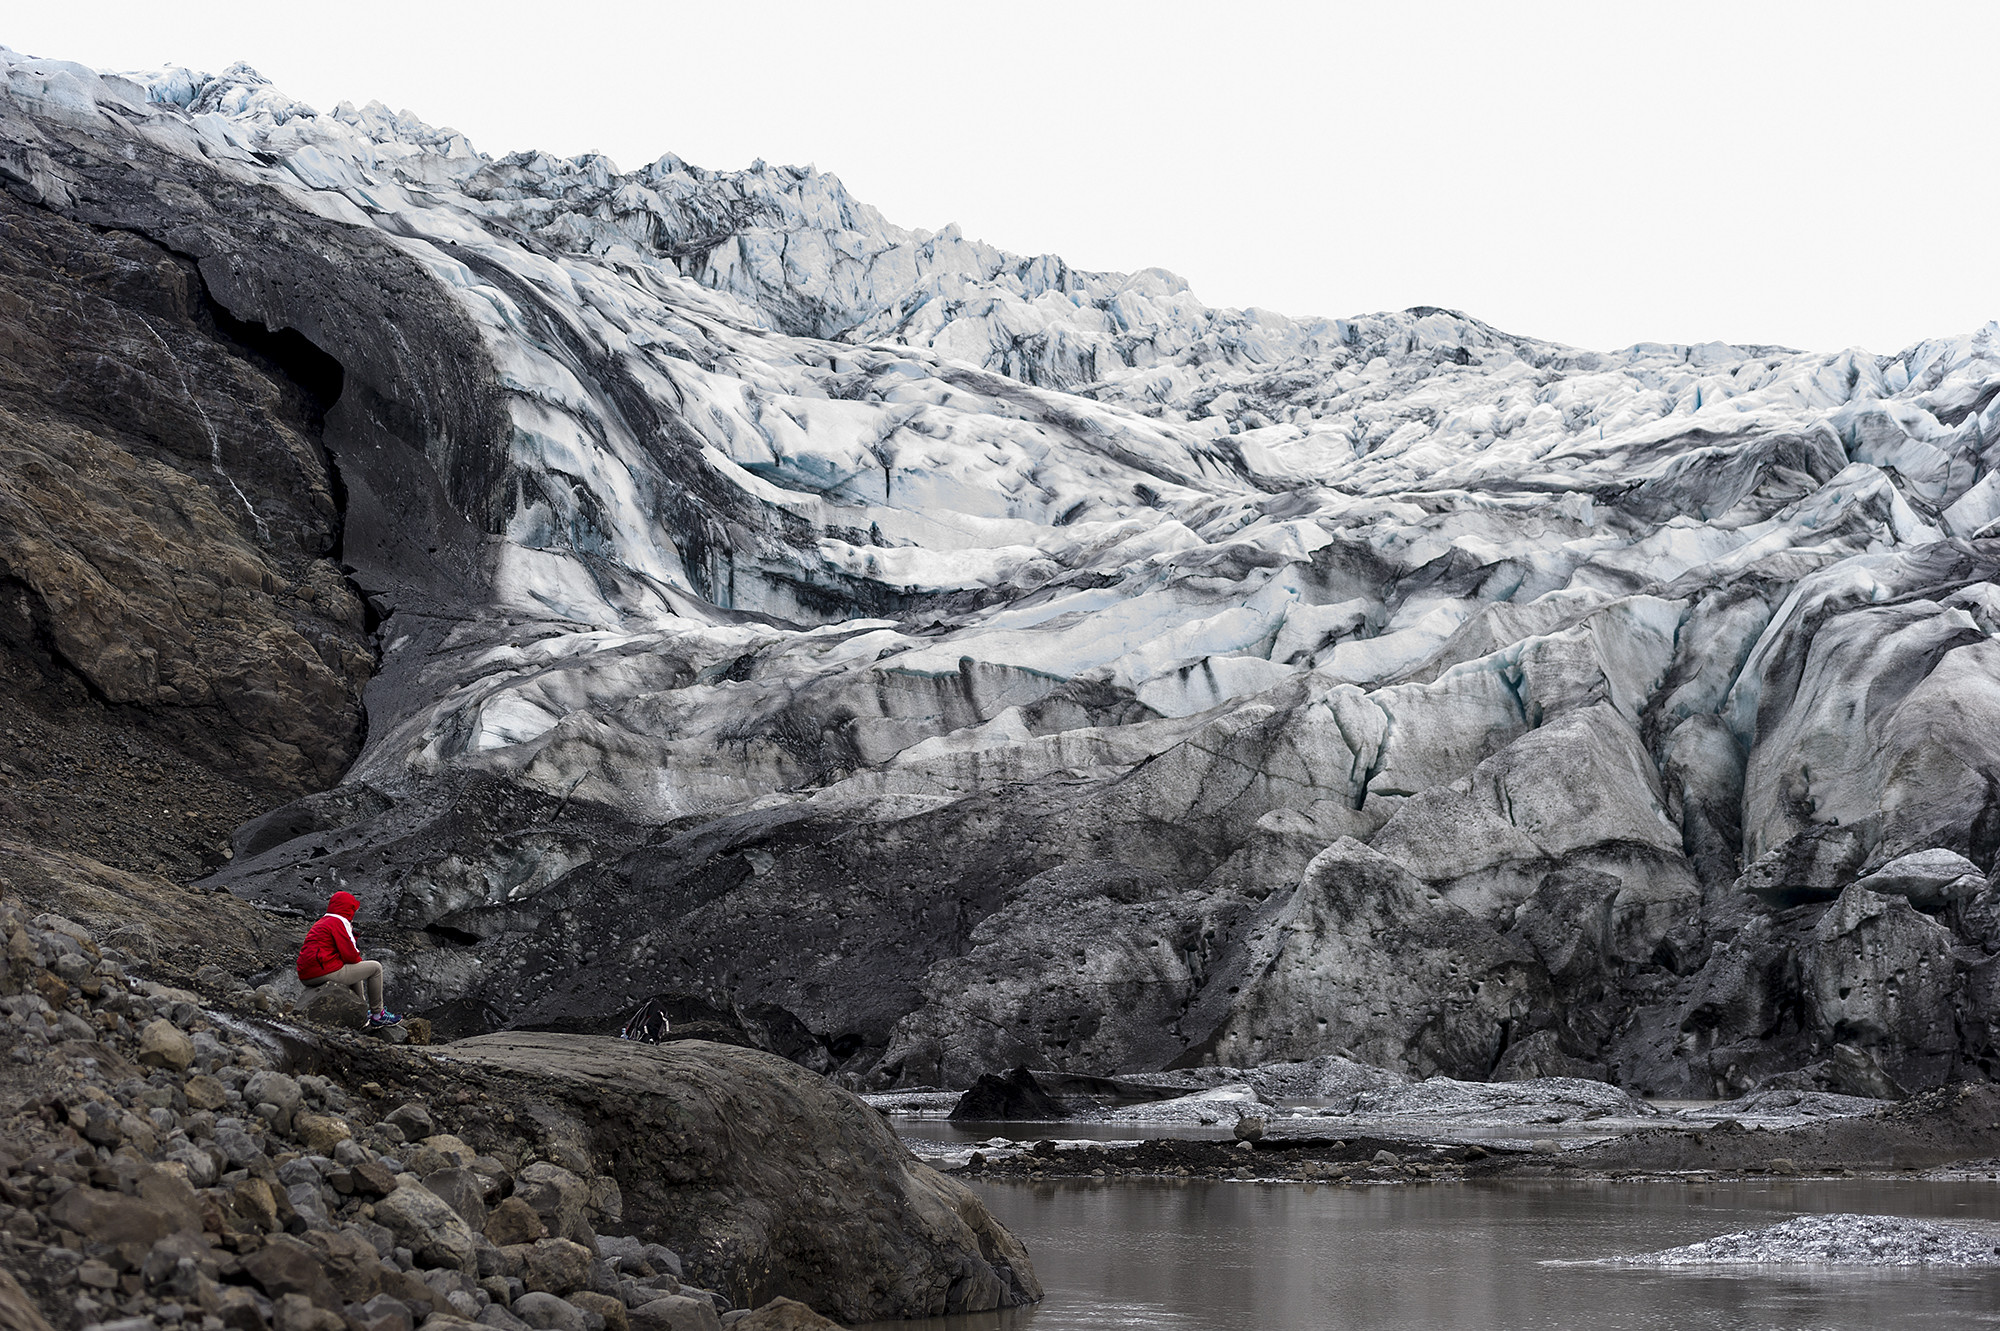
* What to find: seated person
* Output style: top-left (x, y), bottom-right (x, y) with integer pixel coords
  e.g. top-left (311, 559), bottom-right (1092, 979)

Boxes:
top-left (296, 889), bottom-right (398, 1027)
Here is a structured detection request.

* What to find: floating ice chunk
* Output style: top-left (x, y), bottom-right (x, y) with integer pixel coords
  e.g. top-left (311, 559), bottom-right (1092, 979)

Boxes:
top-left (1346, 1076), bottom-right (1653, 1123)
top-left (1595, 1214), bottom-right (2000, 1267)
top-left (1110, 1084), bottom-right (1266, 1125)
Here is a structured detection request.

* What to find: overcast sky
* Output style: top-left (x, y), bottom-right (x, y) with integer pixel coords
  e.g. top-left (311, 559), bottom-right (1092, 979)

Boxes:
top-left (10, 2), bottom-right (1995, 354)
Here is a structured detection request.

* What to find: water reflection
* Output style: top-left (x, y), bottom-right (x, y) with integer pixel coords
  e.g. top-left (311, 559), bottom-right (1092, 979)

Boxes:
top-left (863, 1178), bottom-right (2000, 1330)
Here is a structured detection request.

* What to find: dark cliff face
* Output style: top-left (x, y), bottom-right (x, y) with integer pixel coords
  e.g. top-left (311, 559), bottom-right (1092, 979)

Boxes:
top-left (0, 189), bottom-right (369, 876)
top-left (10, 56), bottom-right (2000, 1104)
top-left (0, 76), bottom-right (506, 879)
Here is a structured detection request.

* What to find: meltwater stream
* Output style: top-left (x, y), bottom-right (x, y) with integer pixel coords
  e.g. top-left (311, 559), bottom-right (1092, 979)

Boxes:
top-left (864, 1178), bottom-right (2000, 1330)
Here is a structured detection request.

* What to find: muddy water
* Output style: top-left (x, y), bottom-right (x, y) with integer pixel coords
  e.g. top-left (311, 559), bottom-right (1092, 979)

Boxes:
top-left (864, 1177), bottom-right (2000, 1330)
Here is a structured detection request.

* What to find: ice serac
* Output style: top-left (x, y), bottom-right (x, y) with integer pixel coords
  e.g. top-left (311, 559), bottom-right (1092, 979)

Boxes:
top-left (9, 49), bottom-right (2000, 1098)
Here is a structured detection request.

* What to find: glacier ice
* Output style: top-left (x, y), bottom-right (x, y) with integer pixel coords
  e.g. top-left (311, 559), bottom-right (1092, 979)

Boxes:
top-left (10, 47), bottom-right (2000, 1092)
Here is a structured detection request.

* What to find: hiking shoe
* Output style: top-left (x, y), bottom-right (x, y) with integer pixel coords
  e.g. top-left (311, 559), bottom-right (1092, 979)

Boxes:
top-left (367, 1009), bottom-right (401, 1027)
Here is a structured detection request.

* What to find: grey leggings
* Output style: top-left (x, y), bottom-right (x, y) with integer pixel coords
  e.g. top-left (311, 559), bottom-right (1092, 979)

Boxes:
top-left (304, 960), bottom-right (383, 1010)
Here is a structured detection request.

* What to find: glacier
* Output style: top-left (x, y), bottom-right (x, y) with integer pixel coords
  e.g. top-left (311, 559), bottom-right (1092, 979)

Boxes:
top-left (5, 48), bottom-right (2000, 1096)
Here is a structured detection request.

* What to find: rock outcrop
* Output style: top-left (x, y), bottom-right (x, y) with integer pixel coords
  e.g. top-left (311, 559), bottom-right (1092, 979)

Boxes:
top-left (8, 48), bottom-right (2000, 1099)
top-left (947, 1068), bottom-right (1070, 1122)
top-left (445, 1036), bottom-right (1037, 1320)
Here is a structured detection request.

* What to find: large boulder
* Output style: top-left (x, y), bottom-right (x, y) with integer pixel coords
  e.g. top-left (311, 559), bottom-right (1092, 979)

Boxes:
top-left (448, 1035), bottom-right (1039, 1322)
top-left (375, 1180), bottom-right (479, 1272)
top-left (948, 1068), bottom-right (1069, 1121)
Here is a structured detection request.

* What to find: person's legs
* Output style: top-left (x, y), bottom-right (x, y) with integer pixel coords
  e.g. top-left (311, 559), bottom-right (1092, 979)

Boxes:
top-left (312, 961), bottom-right (384, 1010)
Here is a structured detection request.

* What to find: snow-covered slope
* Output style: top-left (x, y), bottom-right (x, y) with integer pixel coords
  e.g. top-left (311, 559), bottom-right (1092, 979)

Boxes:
top-left (7, 49), bottom-right (2000, 1096)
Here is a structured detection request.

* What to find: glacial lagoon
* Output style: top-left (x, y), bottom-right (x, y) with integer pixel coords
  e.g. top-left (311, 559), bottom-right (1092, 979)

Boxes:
top-left (864, 1174), bottom-right (2000, 1331)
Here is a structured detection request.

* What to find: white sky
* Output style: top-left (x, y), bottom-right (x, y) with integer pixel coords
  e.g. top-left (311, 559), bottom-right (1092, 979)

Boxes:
top-left (9, 1), bottom-right (1996, 354)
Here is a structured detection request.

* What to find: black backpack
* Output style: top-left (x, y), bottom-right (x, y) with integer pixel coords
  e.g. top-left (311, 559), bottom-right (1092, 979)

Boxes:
top-left (620, 999), bottom-right (672, 1043)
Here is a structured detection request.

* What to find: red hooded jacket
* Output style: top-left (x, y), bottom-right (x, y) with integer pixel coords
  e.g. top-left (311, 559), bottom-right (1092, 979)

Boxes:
top-left (297, 891), bottom-right (364, 981)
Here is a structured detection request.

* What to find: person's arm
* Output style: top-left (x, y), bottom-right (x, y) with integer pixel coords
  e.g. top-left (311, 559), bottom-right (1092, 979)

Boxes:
top-left (332, 917), bottom-right (364, 965)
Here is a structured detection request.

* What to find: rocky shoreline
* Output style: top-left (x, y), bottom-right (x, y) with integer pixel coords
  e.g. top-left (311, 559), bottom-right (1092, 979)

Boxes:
top-left (0, 896), bottom-right (1039, 1331)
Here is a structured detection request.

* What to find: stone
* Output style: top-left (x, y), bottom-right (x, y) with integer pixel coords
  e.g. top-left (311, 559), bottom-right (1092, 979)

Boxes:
top-left (484, 1199), bottom-right (546, 1247)
top-left (167, 1141), bottom-right (220, 1187)
top-left (946, 1068), bottom-right (1070, 1121)
top-left (212, 1286), bottom-right (270, 1331)
top-left (231, 1177), bottom-right (281, 1233)
top-left (428, 1134), bottom-right (478, 1164)
top-left (275, 1293), bottom-right (346, 1331)
top-left (376, 1182), bottom-right (479, 1272)
top-left (288, 1180), bottom-right (334, 1230)
top-left (382, 1267), bottom-right (442, 1316)
top-left (424, 1169), bottom-right (488, 1230)
top-left (1232, 1116), bottom-right (1265, 1142)
top-left (349, 1293), bottom-right (415, 1331)
top-left (386, 1104), bottom-right (437, 1140)
top-left (137, 1019), bottom-right (195, 1071)
top-left (296, 1113), bottom-right (354, 1155)
top-left (566, 1294), bottom-right (627, 1331)
top-left (247, 1072), bottom-right (304, 1117)
top-left (423, 1271), bottom-right (482, 1320)
top-left (585, 1177), bottom-right (622, 1228)
top-left (242, 1234), bottom-right (341, 1307)
top-left (305, 986), bottom-right (370, 1030)
top-left (514, 1240), bottom-right (595, 1296)
top-left (195, 964), bottom-right (251, 994)
top-left (625, 1297), bottom-right (720, 1331)
top-left (452, 1035), bottom-right (1038, 1322)
top-left (1372, 1150), bottom-right (1401, 1167)
top-left (512, 1163), bottom-right (590, 1245)
top-left (304, 1227), bottom-right (386, 1303)
top-left (184, 1074), bottom-right (230, 1112)
top-left (1770, 1157), bottom-right (1800, 1175)
top-left (477, 1307), bottom-right (532, 1331)
top-left (353, 1161), bottom-right (402, 1199)
top-left (47, 1185), bottom-right (195, 1247)
top-left (729, 1299), bottom-right (838, 1331)
top-left (594, 1238), bottom-right (680, 1282)
top-left (76, 1261), bottom-right (118, 1291)
top-left (510, 1294), bottom-right (586, 1331)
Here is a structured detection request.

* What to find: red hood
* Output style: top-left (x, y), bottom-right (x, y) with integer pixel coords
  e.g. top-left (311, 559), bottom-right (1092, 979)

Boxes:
top-left (328, 890), bottom-right (359, 920)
